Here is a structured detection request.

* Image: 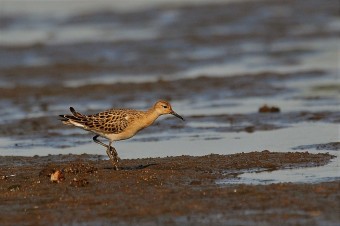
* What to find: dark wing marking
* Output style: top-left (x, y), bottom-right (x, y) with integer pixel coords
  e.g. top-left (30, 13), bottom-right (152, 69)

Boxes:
top-left (84, 110), bottom-right (129, 134)
top-left (60, 108), bottom-right (144, 134)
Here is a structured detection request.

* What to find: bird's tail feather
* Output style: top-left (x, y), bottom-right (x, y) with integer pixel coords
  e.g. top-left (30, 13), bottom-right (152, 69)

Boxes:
top-left (59, 107), bottom-right (85, 126)
top-left (70, 107), bottom-right (85, 118)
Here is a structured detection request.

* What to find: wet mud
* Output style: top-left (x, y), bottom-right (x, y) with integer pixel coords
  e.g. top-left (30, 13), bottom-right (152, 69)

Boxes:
top-left (1, 151), bottom-right (339, 225)
top-left (0, 0), bottom-right (339, 225)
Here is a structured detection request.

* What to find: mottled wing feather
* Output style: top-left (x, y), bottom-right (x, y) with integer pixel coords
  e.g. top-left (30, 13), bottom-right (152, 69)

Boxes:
top-left (63, 108), bottom-right (145, 134)
top-left (83, 110), bottom-right (129, 134)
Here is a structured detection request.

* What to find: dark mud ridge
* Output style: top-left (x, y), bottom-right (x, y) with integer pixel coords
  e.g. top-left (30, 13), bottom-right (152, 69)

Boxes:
top-left (1, 151), bottom-right (339, 226)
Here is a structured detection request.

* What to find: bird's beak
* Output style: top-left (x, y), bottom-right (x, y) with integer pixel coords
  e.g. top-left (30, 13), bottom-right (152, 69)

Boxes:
top-left (171, 111), bottom-right (184, 121)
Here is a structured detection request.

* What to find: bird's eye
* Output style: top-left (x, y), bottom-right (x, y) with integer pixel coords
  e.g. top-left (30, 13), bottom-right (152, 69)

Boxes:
top-left (163, 105), bottom-right (168, 108)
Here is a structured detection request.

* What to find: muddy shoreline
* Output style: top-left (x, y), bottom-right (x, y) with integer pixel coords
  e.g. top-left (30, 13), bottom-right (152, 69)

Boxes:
top-left (0, 0), bottom-right (339, 225)
top-left (1, 151), bottom-right (339, 225)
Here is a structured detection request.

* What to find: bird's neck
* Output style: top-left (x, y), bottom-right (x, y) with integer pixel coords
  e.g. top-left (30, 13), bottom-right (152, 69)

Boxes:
top-left (144, 107), bottom-right (161, 125)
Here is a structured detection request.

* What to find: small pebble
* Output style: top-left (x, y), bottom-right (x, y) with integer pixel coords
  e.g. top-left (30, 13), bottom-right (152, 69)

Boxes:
top-left (50, 170), bottom-right (65, 183)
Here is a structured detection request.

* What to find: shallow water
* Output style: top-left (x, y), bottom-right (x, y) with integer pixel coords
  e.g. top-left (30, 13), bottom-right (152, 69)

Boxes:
top-left (0, 0), bottom-right (339, 184)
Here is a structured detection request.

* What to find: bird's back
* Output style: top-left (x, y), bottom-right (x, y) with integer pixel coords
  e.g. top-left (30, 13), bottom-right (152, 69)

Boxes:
top-left (60, 108), bottom-right (146, 135)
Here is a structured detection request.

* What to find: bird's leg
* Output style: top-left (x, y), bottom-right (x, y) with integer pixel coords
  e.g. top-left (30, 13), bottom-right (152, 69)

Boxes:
top-left (107, 141), bottom-right (120, 170)
top-left (107, 141), bottom-right (119, 162)
top-left (93, 135), bottom-right (109, 148)
top-left (93, 135), bottom-right (119, 170)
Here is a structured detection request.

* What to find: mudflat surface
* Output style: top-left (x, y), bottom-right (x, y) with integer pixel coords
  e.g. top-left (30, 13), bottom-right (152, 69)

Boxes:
top-left (0, 0), bottom-right (339, 225)
top-left (1, 151), bottom-right (339, 226)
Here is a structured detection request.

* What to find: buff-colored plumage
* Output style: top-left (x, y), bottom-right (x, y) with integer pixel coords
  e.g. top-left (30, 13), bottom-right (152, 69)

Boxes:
top-left (59, 100), bottom-right (184, 170)
top-left (63, 108), bottom-right (142, 134)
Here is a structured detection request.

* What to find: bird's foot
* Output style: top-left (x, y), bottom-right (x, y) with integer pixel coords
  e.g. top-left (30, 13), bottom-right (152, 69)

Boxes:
top-left (111, 163), bottom-right (119, 171)
top-left (106, 146), bottom-right (120, 170)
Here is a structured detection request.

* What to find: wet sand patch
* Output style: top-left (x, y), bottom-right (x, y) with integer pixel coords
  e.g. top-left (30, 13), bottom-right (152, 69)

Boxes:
top-left (0, 0), bottom-right (339, 224)
top-left (0, 151), bottom-right (338, 225)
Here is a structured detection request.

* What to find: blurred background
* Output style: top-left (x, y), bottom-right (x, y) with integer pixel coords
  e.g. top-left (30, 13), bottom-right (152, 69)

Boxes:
top-left (0, 0), bottom-right (339, 182)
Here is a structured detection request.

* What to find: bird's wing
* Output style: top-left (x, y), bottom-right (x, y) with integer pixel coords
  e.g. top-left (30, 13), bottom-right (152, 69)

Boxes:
top-left (84, 110), bottom-right (129, 134)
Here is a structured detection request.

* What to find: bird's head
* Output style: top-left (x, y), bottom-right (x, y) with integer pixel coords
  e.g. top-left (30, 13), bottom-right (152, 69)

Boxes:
top-left (154, 100), bottom-right (184, 121)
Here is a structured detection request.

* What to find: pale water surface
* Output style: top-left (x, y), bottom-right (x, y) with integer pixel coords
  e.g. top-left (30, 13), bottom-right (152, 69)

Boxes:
top-left (0, 0), bottom-right (339, 184)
